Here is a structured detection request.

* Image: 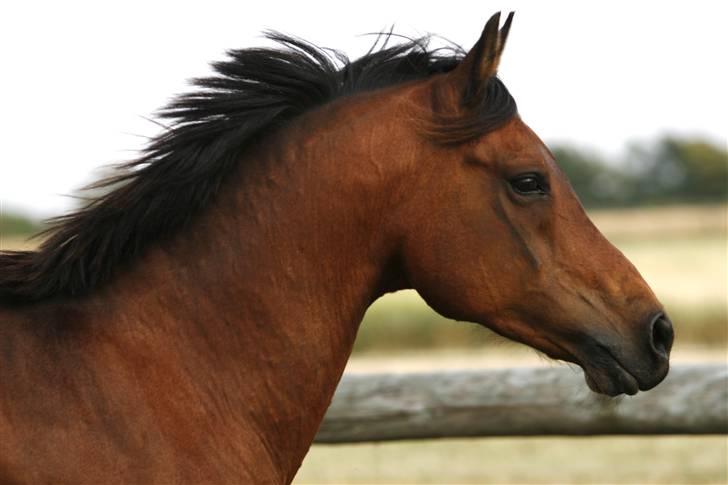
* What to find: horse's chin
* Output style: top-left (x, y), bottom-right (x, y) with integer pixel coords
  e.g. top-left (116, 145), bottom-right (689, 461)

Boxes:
top-left (583, 362), bottom-right (640, 397)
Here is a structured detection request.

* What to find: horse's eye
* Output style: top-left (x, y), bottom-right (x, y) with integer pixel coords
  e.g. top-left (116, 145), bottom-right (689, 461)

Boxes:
top-left (509, 174), bottom-right (549, 196)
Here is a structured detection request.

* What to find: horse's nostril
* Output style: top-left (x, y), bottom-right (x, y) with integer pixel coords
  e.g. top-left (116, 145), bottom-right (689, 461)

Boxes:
top-left (651, 312), bottom-right (674, 357)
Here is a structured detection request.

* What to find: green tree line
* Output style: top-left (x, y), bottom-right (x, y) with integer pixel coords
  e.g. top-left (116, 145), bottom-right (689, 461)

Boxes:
top-left (0, 212), bottom-right (43, 237)
top-left (553, 136), bottom-right (727, 208)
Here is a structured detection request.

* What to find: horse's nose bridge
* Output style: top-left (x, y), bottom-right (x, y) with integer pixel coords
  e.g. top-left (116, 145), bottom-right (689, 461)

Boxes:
top-left (557, 231), bottom-right (659, 321)
top-left (603, 246), bottom-right (657, 306)
top-left (590, 264), bottom-right (657, 329)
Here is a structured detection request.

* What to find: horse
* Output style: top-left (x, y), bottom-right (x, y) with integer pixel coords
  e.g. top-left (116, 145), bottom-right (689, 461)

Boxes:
top-left (0, 12), bottom-right (673, 484)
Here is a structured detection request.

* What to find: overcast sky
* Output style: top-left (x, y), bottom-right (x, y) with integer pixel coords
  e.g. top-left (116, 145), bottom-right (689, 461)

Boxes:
top-left (1, 0), bottom-right (726, 217)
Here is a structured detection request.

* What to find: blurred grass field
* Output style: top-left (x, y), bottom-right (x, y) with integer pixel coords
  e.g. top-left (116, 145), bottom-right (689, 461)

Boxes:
top-left (296, 437), bottom-right (727, 484)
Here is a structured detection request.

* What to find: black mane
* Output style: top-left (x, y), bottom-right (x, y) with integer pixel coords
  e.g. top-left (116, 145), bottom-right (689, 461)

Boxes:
top-left (0, 32), bottom-right (516, 304)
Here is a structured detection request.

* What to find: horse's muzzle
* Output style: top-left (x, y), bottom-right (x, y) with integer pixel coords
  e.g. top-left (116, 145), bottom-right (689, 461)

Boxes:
top-left (581, 311), bottom-right (673, 396)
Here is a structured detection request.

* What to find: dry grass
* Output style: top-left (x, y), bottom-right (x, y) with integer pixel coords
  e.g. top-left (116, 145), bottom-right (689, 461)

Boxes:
top-left (0, 235), bottom-right (38, 251)
top-left (589, 203), bottom-right (726, 240)
top-left (342, 345), bottom-right (726, 374)
top-left (296, 436), bottom-right (727, 484)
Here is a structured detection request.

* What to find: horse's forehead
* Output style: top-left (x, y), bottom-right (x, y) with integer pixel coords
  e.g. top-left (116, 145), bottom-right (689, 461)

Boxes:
top-left (474, 118), bottom-right (552, 165)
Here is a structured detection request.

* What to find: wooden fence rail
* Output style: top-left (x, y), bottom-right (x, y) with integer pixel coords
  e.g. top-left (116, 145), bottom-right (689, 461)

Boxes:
top-left (315, 364), bottom-right (727, 443)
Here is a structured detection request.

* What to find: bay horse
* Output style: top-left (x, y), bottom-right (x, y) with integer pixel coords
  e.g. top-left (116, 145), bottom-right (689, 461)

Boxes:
top-left (0, 12), bottom-right (673, 484)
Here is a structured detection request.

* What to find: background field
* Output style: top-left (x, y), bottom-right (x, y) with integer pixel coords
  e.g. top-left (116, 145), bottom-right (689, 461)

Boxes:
top-left (296, 437), bottom-right (727, 484)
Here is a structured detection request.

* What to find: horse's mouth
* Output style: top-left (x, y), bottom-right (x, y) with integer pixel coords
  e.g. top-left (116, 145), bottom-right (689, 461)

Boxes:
top-left (574, 341), bottom-right (649, 396)
top-left (583, 360), bottom-right (640, 396)
top-left (576, 338), bottom-right (672, 397)
top-left (543, 335), bottom-right (642, 396)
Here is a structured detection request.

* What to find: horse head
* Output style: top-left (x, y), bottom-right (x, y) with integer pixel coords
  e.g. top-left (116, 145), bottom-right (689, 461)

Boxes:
top-left (396, 13), bottom-right (673, 396)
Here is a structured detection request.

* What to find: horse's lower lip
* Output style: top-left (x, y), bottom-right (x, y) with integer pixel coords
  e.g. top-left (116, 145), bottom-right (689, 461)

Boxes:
top-left (584, 362), bottom-right (640, 396)
top-left (553, 337), bottom-right (655, 396)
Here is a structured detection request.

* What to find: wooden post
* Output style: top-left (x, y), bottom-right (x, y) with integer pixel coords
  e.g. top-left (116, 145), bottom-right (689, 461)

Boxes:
top-left (315, 364), bottom-right (727, 443)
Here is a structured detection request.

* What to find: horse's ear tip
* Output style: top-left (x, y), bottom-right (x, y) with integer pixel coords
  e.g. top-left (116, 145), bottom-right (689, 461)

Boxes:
top-left (483, 11), bottom-right (514, 32)
top-left (482, 12), bottom-right (501, 27)
top-left (502, 12), bottom-right (515, 30)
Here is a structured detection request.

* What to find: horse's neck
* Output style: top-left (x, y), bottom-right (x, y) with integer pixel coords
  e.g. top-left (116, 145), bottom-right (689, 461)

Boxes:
top-left (85, 113), bottom-right (402, 479)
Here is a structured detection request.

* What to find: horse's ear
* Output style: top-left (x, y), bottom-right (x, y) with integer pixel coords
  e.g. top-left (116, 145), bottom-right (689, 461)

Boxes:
top-left (450, 11), bottom-right (514, 105)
